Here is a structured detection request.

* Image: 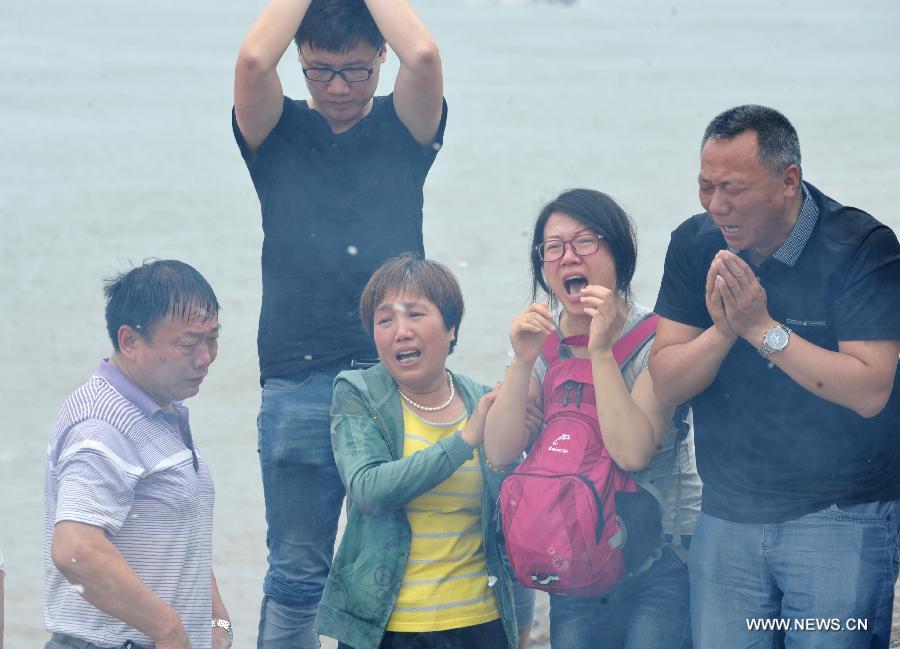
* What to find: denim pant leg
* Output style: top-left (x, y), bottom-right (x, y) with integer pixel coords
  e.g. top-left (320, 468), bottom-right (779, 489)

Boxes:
top-left (549, 545), bottom-right (691, 649)
top-left (768, 500), bottom-right (900, 649)
top-left (501, 543), bottom-right (536, 631)
top-left (690, 502), bottom-right (900, 649)
top-left (619, 545), bottom-right (692, 649)
top-left (512, 580), bottom-right (536, 631)
top-left (257, 369), bottom-right (346, 649)
top-left (689, 512), bottom-right (780, 649)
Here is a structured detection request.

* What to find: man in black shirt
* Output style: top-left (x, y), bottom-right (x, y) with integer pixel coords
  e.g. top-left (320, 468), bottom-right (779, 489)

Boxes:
top-left (650, 105), bottom-right (900, 649)
top-left (233, 1), bottom-right (445, 646)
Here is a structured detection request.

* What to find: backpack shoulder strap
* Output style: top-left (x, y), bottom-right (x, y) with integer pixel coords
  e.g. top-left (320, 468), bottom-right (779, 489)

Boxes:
top-left (539, 330), bottom-right (562, 367)
top-left (540, 314), bottom-right (659, 371)
top-left (612, 313), bottom-right (660, 368)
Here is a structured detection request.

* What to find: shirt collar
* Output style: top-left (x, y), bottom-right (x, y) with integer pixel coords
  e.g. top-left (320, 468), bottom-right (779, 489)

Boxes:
top-left (768, 182), bottom-right (819, 267)
top-left (96, 358), bottom-right (168, 418)
top-left (721, 182), bottom-right (819, 267)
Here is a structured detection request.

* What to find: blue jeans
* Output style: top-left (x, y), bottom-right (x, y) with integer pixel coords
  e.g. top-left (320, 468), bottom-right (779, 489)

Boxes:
top-left (548, 544), bottom-right (692, 648)
top-left (257, 368), bottom-right (346, 649)
top-left (512, 580), bottom-right (536, 630)
top-left (689, 502), bottom-right (900, 649)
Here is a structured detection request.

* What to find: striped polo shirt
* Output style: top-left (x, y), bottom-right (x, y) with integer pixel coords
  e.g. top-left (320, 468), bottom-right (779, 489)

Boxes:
top-left (43, 360), bottom-right (215, 649)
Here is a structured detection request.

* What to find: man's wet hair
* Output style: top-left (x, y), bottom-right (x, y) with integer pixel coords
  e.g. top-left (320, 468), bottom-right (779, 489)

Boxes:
top-left (530, 188), bottom-right (638, 306)
top-left (295, 0), bottom-right (385, 53)
top-left (360, 254), bottom-right (464, 354)
top-left (104, 259), bottom-right (219, 350)
top-left (702, 104), bottom-right (802, 177)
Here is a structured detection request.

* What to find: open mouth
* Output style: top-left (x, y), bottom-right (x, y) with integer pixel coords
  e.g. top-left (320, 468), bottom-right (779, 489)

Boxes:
top-left (563, 275), bottom-right (588, 296)
top-left (721, 225), bottom-right (742, 234)
top-left (396, 350), bottom-right (421, 365)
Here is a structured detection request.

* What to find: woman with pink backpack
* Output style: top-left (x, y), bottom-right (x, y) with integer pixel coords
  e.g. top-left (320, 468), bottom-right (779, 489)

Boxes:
top-left (485, 188), bottom-right (701, 648)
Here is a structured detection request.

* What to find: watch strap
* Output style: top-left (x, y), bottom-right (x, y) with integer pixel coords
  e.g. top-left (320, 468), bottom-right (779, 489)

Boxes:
top-left (758, 323), bottom-right (792, 359)
top-left (212, 617), bottom-right (233, 645)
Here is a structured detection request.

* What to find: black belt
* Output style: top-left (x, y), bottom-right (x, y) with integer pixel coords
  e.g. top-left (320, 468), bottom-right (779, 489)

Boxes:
top-left (50, 633), bottom-right (145, 649)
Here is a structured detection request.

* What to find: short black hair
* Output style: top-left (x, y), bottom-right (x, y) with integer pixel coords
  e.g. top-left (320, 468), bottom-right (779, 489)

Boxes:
top-left (702, 104), bottom-right (802, 177)
top-left (295, 0), bottom-right (385, 53)
top-left (104, 259), bottom-right (219, 350)
top-left (530, 189), bottom-right (638, 305)
top-left (359, 254), bottom-right (464, 354)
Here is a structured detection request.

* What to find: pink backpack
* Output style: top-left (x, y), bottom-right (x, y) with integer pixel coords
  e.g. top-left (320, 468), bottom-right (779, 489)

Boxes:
top-left (499, 315), bottom-right (663, 597)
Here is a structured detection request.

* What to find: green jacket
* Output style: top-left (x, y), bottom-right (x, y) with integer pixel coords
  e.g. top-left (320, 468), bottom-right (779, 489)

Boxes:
top-left (315, 363), bottom-right (517, 649)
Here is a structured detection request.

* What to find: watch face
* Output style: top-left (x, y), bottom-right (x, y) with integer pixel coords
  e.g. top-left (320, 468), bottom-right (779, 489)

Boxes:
top-left (765, 327), bottom-right (789, 350)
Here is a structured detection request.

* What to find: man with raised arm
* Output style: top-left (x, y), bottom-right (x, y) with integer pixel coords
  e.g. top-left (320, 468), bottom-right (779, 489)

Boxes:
top-left (232, 1), bottom-right (445, 645)
top-left (649, 104), bottom-right (900, 649)
top-left (43, 260), bottom-right (231, 649)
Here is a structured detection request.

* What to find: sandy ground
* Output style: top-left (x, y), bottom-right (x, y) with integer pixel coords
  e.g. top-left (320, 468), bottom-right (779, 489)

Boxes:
top-left (2, 0), bottom-right (899, 647)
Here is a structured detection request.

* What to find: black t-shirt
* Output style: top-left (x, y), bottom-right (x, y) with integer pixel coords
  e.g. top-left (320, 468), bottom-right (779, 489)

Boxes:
top-left (234, 94), bottom-right (448, 381)
top-left (655, 183), bottom-right (900, 523)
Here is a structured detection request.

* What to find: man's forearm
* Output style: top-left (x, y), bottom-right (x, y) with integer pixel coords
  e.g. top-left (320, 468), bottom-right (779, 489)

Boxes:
top-left (211, 572), bottom-right (229, 622)
top-left (238, 0), bottom-right (312, 72)
top-left (650, 326), bottom-right (735, 406)
top-left (51, 522), bottom-right (186, 646)
top-left (0, 564), bottom-right (5, 649)
top-left (364, 0), bottom-right (442, 143)
top-left (363, 0), bottom-right (438, 65)
top-left (210, 572), bottom-right (231, 649)
top-left (743, 323), bottom-right (899, 418)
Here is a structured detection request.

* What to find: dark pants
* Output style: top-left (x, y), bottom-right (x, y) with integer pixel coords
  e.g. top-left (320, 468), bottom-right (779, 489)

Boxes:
top-left (549, 544), bottom-right (692, 649)
top-left (338, 619), bottom-right (508, 649)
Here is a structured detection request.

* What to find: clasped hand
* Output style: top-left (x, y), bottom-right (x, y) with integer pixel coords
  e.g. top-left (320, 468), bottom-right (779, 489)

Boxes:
top-left (705, 250), bottom-right (770, 339)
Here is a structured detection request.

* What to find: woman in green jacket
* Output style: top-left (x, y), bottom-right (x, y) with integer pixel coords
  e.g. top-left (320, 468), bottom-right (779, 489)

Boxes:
top-left (315, 254), bottom-right (522, 649)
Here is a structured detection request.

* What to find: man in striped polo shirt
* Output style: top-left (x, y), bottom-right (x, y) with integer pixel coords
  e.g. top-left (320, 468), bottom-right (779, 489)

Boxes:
top-left (43, 260), bottom-right (232, 649)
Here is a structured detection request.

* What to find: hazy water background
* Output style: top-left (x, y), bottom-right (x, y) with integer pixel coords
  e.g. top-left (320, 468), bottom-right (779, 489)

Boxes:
top-left (2, 0), bottom-right (899, 646)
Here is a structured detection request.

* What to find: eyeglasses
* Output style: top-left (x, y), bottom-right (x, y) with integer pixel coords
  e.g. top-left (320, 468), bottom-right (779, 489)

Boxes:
top-left (301, 59), bottom-right (377, 83)
top-left (535, 234), bottom-right (604, 262)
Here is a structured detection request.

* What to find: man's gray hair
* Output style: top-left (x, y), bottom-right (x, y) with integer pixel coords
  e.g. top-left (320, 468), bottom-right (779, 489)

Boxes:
top-left (702, 104), bottom-right (802, 177)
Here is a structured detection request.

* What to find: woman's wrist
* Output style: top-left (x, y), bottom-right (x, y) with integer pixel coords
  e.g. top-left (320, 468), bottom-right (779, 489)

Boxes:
top-left (510, 351), bottom-right (538, 368)
top-left (589, 346), bottom-right (616, 362)
top-left (459, 425), bottom-right (480, 449)
top-left (484, 453), bottom-right (515, 473)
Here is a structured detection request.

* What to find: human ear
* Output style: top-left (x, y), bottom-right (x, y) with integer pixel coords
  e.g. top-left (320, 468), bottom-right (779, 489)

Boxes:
top-left (117, 325), bottom-right (143, 359)
top-left (782, 164), bottom-right (801, 196)
top-left (446, 325), bottom-right (457, 353)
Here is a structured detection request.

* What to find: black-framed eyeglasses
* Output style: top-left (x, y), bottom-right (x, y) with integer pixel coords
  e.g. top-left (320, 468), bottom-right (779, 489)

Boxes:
top-left (301, 60), bottom-right (377, 83)
top-left (535, 233), bottom-right (604, 262)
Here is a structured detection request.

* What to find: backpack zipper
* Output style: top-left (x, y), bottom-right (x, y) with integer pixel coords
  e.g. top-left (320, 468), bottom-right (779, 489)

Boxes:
top-left (561, 380), bottom-right (586, 408)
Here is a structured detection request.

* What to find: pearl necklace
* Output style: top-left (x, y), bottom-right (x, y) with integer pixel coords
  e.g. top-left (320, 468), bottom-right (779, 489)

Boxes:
top-left (399, 371), bottom-right (455, 412)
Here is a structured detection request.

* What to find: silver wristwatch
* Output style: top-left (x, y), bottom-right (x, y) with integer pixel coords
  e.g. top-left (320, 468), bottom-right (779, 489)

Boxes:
top-left (758, 323), bottom-right (792, 359)
top-left (212, 618), bottom-right (234, 646)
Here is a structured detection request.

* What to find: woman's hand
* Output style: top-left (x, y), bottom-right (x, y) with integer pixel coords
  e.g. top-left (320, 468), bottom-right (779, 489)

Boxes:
top-left (510, 303), bottom-right (555, 364)
top-left (460, 388), bottom-right (498, 448)
top-left (580, 285), bottom-right (620, 355)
